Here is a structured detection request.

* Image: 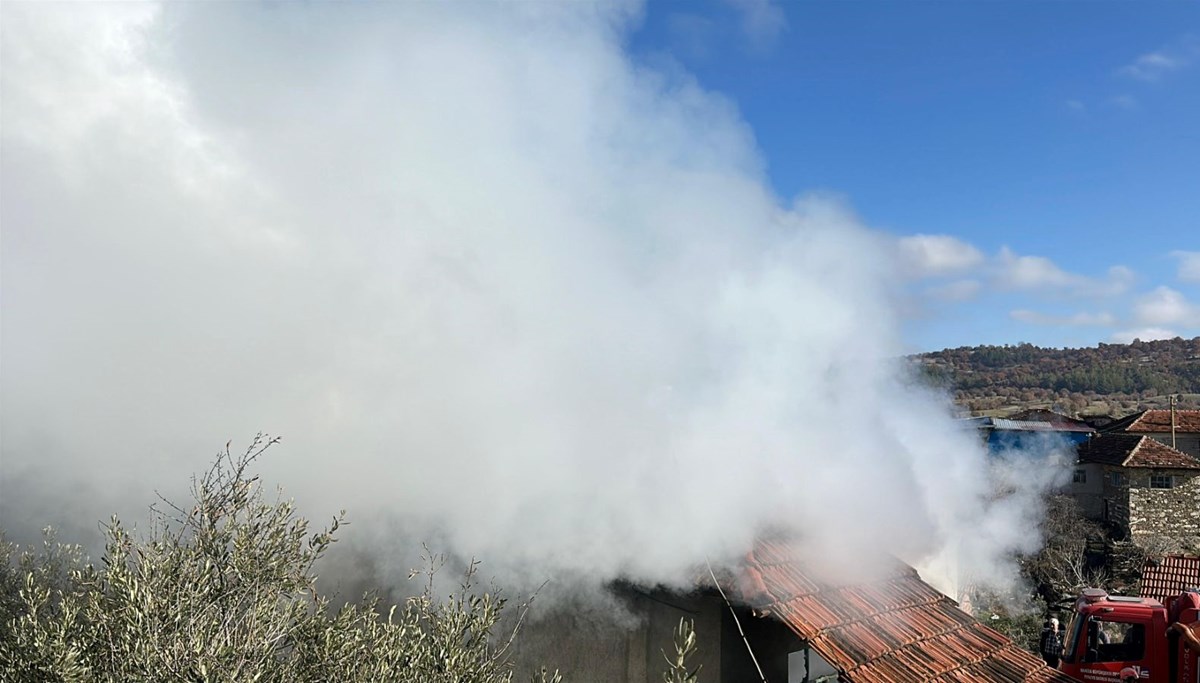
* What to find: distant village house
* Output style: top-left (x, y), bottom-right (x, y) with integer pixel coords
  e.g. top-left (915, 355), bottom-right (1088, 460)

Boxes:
top-left (1070, 433), bottom-right (1200, 549)
top-left (964, 408), bottom-right (1094, 453)
top-left (1102, 409), bottom-right (1200, 461)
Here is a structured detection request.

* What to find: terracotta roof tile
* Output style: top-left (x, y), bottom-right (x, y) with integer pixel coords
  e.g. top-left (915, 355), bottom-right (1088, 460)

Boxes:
top-left (1105, 409), bottom-right (1200, 434)
top-left (1140, 555), bottom-right (1200, 604)
top-left (1077, 434), bottom-right (1200, 469)
top-left (1128, 438), bottom-right (1200, 468)
top-left (737, 538), bottom-right (1074, 682)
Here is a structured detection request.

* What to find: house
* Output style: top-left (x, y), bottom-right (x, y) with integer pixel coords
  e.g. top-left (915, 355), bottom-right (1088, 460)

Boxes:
top-left (734, 538), bottom-right (1071, 682)
top-left (1103, 409), bottom-right (1200, 460)
top-left (1139, 554), bottom-right (1200, 605)
top-left (1070, 434), bottom-right (1200, 547)
top-left (965, 413), bottom-right (1094, 453)
top-left (513, 537), bottom-right (1071, 682)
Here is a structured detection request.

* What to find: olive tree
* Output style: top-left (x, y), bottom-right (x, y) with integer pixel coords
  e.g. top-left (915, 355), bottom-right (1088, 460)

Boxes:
top-left (1, 436), bottom-right (704, 682)
top-left (1, 436), bottom-right (533, 683)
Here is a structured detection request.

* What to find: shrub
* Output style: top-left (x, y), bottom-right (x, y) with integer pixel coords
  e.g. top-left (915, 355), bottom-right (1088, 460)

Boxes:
top-left (1, 436), bottom-right (533, 683)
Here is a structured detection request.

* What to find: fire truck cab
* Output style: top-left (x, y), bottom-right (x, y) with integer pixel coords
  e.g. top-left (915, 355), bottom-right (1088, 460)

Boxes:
top-left (1059, 588), bottom-right (1199, 683)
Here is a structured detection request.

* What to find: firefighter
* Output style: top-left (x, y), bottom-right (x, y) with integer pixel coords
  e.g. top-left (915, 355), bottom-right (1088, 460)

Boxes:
top-left (1039, 617), bottom-right (1063, 668)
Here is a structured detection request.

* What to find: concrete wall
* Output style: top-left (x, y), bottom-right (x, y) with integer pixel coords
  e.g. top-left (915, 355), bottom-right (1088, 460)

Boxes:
top-left (510, 590), bottom-right (724, 683)
top-left (1071, 463), bottom-right (1107, 520)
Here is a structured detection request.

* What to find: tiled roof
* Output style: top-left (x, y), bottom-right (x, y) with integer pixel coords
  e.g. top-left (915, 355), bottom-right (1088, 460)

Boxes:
top-left (1076, 434), bottom-right (1200, 470)
top-left (735, 538), bottom-right (1074, 683)
top-left (1127, 438), bottom-right (1200, 469)
top-left (1140, 555), bottom-right (1200, 605)
top-left (1104, 409), bottom-right (1200, 434)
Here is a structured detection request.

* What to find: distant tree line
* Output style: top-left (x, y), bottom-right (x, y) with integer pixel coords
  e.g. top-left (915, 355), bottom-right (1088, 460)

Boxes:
top-left (913, 337), bottom-right (1200, 416)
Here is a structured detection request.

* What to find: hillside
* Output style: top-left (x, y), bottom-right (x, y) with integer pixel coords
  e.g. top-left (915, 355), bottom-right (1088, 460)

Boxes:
top-left (915, 336), bottom-right (1200, 418)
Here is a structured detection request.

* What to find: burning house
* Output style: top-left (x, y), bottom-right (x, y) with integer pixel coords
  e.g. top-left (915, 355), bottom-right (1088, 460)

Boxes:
top-left (513, 538), bottom-right (1071, 682)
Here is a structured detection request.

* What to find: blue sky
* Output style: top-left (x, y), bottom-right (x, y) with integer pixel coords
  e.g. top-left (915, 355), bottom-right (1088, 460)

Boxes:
top-left (631, 1), bottom-right (1200, 351)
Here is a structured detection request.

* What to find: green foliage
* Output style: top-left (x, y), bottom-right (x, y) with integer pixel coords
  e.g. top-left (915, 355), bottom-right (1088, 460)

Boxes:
top-left (914, 336), bottom-right (1200, 415)
top-left (974, 597), bottom-right (1045, 653)
top-left (0, 436), bottom-right (529, 683)
top-left (1, 436), bottom-right (709, 682)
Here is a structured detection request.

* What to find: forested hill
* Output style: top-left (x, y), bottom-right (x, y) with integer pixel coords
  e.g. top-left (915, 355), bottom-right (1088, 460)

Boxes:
top-left (915, 336), bottom-right (1200, 417)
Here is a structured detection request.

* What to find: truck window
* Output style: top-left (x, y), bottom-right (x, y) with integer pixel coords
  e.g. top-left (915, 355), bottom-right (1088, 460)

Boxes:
top-left (1086, 620), bottom-right (1145, 662)
top-left (1061, 612), bottom-right (1084, 663)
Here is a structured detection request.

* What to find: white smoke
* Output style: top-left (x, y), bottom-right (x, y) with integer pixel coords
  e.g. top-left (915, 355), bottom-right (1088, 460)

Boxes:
top-left (1, 1), bottom-right (1064, 596)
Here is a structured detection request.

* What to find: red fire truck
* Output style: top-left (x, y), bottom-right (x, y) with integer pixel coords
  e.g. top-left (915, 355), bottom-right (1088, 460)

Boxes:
top-left (1059, 587), bottom-right (1199, 683)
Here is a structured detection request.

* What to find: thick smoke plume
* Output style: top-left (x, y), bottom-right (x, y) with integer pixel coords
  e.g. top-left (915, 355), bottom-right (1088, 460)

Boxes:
top-left (1, 2), bottom-right (1064, 597)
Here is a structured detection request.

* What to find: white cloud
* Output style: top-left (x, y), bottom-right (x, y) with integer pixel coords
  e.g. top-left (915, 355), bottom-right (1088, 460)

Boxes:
top-left (993, 247), bottom-right (1133, 297)
top-left (995, 248), bottom-right (1076, 289)
top-left (1109, 94), bottom-right (1139, 110)
top-left (723, 0), bottom-right (787, 48)
top-left (1110, 327), bottom-right (1179, 344)
top-left (926, 279), bottom-right (982, 303)
top-left (1010, 310), bottom-right (1116, 327)
top-left (1172, 250), bottom-right (1200, 283)
top-left (1107, 265), bottom-right (1136, 290)
top-left (1116, 35), bottom-right (1200, 81)
top-left (1133, 286), bottom-right (1200, 326)
top-left (1118, 52), bottom-right (1183, 81)
top-left (897, 234), bottom-right (985, 279)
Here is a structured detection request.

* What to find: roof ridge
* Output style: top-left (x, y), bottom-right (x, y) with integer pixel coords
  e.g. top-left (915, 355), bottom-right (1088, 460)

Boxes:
top-left (1137, 436), bottom-right (1200, 466)
top-left (1122, 435), bottom-right (1146, 467)
top-left (1102, 410), bottom-right (1147, 432)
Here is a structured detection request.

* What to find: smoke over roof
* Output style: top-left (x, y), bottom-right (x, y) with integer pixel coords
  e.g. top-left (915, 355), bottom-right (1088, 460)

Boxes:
top-left (1, 1), bottom-right (1064, 596)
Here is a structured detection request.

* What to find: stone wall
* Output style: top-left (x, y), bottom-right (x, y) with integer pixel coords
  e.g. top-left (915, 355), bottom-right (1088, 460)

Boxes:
top-left (1128, 469), bottom-right (1200, 545)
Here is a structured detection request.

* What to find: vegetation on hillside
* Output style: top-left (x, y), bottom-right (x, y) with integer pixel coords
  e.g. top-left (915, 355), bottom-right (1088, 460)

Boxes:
top-left (914, 336), bottom-right (1200, 416)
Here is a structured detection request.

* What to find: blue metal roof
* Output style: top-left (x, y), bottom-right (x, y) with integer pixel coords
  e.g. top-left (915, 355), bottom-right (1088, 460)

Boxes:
top-left (963, 417), bottom-right (1094, 433)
